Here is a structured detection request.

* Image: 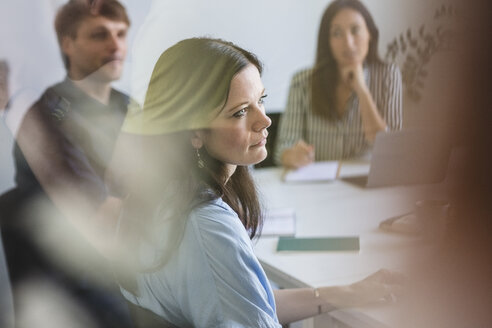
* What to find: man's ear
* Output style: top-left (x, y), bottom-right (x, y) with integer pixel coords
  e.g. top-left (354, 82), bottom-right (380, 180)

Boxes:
top-left (61, 36), bottom-right (73, 57)
top-left (190, 130), bottom-right (205, 149)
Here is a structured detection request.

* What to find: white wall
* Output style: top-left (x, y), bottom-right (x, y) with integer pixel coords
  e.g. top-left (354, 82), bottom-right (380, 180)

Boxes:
top-left (126, 0), bottom-right (443, 111)
top-left (0, 0), bottom-right (444, 193)
top-left (0, 0), bottom-right (152, 193)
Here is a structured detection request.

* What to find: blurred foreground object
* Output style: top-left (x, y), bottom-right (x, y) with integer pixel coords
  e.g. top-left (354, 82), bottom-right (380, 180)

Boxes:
top-left (0, 60), bottom-right (9, 111)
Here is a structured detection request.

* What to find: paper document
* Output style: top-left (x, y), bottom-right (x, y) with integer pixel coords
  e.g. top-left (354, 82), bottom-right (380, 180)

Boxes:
top-left (262, 208), bottom-right (296, 237)
top-left (283, 161), bottom-right (340, 182)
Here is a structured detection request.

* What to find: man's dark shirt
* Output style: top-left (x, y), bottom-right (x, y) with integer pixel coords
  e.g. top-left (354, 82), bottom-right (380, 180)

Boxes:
top-left (14, 78), bottom-right (128, 198)
top-left (4, 78), bottom-right (133, 328)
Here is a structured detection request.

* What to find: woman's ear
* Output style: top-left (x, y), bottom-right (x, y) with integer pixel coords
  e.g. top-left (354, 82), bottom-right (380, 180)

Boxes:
top-left (190, 130), bottom-right (204, 149)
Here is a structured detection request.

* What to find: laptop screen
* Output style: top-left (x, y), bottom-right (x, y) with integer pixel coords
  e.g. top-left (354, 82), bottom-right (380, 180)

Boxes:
top-left (343, 128), bottom-right (452, 188)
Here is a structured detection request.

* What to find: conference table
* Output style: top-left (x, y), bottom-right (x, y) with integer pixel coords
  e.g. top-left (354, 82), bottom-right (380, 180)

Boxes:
top-left (252, 161), bottom-right (446, 328)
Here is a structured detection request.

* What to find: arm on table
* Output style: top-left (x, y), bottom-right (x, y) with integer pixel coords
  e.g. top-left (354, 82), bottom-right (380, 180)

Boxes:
top-left (274, 269), bottom-right (405, 324)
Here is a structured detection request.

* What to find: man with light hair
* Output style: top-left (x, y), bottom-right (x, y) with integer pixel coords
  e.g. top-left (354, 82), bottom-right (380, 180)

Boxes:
top-left (1, 1), bottom-right (134, 326)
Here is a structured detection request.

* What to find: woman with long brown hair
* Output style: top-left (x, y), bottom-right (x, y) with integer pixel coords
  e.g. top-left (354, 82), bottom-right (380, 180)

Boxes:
top-left (110, 37), bottom-right (403, 327)
top-left (276, 0), bottom-right (402, 168)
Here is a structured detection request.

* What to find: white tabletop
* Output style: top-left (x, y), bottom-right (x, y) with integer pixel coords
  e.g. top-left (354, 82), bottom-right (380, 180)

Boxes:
top-left (252, 162), bottom-right (446, 327)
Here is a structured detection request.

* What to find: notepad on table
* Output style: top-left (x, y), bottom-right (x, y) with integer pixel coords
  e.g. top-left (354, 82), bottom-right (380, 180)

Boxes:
top-left (262, 208), bottom-right (296, 237)
top-left (277, 236), bottom-right (360, 252)
top-left (283, 161), bottom-right (340, 182)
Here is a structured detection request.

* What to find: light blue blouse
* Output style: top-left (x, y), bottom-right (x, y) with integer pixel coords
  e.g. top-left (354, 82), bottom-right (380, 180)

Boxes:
top-left (121, 197), bottom-right (281, 328)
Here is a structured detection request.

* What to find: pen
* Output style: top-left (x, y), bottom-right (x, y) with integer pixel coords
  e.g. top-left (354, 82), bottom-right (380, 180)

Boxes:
top-left (336, 160), bottom-right (342, 178)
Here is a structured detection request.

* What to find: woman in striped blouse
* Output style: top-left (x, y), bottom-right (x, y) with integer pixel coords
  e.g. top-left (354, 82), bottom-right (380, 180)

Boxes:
top-left (275, 0), bottom-right (402, 168)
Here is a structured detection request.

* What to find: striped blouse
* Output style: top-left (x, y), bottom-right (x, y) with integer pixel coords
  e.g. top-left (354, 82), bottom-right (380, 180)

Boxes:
top-left (274, 62), bottom-right (402, 163)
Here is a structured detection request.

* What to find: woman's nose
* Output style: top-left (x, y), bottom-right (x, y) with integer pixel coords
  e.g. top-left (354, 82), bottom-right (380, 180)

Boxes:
top-left (253, 110), bottom-right (271, 132)
top-left (343, 34), bottom-right (355, 49)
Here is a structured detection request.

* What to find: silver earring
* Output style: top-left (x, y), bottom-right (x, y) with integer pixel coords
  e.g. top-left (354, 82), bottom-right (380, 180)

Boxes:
top-left (196, 148), bottom-right (205, 168)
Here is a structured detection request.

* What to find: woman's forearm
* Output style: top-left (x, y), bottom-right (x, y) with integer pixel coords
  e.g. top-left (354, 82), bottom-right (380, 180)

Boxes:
top-left (274, 287), bottom-right (343, 324)
top-left (357, 86), bottom-right (386, 143)
top-left (274, 288), bottom-right (323, 324)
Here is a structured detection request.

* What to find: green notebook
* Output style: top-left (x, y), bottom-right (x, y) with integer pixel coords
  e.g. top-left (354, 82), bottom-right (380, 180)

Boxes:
top-left (277, 236), bottom-right (360, 252)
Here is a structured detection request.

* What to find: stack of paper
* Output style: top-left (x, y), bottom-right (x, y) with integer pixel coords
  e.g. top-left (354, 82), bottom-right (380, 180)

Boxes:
top-left (262, 208), bottom-right (296, 237)
top-left (283, 161), bottom-right (340, 182)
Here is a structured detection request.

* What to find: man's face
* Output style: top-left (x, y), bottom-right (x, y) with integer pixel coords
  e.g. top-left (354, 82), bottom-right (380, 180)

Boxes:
top-left (62, 16), bottom-right (128, 82)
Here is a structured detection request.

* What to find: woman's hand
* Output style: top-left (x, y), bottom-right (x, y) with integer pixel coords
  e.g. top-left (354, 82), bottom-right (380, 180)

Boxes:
top-left (319, 269), bottom-right (405, 310)
top-left (340, 64), bottom-right (387, 142)
top-left (340, 64), bottom-right (368, 95)
top-left (280, 140), bottom-right (315, 169)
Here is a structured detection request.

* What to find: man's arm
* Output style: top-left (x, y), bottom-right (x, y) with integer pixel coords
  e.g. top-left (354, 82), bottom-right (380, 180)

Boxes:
top-left (16, 101), bottom-right (121, 257)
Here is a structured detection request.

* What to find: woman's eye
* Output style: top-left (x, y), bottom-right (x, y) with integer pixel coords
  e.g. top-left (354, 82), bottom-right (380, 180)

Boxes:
top-left (351, 26), bottom-right (360, 35)
top-left (233, 108), bottom-right (247, 118)
top-left (259, 94), bottom-right (268, 105)
top-left (331, 29), bottom-right (342, 38)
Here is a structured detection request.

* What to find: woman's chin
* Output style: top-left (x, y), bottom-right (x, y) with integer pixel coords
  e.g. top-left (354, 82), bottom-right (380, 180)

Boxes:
top-left (249, 150), bottom-right (268, 166)
top-left (256, 150), bottom-right (269, 165)
top-left (338, 58), bottom-right (362, 67)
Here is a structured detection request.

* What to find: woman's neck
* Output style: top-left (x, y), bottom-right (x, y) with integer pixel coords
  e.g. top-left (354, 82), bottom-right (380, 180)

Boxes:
top-left (224, 164), bottom-right (237, 182)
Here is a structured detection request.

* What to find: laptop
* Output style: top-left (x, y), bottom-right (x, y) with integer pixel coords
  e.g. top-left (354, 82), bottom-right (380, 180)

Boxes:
top-left (343, 128), bottom-right (452, 188)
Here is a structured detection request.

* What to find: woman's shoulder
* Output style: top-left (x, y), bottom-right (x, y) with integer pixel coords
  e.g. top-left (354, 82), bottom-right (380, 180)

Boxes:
top-left (188, 198), bottom-right (246, 238)
top-left (290, 67), bottom-right (314, 86)
top-left (368, 61), bottom-right (401, 77)
top-left (185, 198), bottom-right (254, 269)
top-left (192, 197), bottom-right (236, 220)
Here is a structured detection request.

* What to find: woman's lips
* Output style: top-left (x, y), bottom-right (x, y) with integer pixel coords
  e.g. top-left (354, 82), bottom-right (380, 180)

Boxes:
top-left (251, 131), bottom-right (268, 147)
top-left (252, 137), bottom-right (267, 147)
